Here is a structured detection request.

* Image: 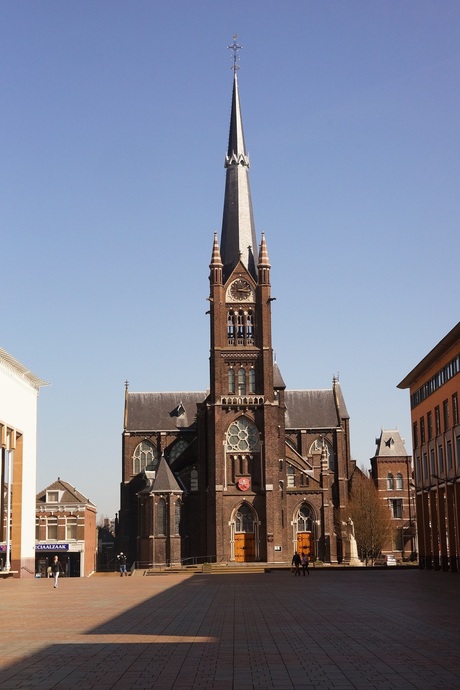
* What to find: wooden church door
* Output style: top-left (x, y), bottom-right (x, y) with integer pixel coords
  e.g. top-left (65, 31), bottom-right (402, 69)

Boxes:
top-left (234, 503), bottom-right (256, 562)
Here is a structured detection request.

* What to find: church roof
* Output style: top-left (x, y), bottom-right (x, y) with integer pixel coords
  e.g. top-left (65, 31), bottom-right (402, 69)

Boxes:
top-left (151, 455), bottom-right (183, 493)
top-left (126, 387), bottom-right (348, 433)
top-left (125, 392), bottom-right (207, 432)
top-left (284, 388), bottom-right (349, 429)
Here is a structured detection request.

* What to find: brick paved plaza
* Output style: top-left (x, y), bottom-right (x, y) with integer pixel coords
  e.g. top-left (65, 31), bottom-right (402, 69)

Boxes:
top-left (0, 569), bottom-right (459, 689)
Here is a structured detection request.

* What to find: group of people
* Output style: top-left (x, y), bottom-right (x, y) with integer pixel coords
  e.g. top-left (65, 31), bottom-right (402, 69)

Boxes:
top-left (291, 551), bottom-right (310, 576)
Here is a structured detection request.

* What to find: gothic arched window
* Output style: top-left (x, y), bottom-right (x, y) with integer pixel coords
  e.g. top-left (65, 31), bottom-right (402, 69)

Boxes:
top-left (387, 473), bottom-right (394, 490)
top-left (248, 368), bottom-right (256, 394)
top-left (168, 439), bottom-right (188, 463)
top-left (238, 367), bottom-right (246, 395)
top-left (227, 311), bottom-right (235, 342)
top-left (228, 367), bottom-right (235, 394)
top-left (396, 473), bottom-right (403, 490)
top-left (235, 503), bottom-right (254, 533)
top-left (309, 438), bottom-right (336, 471)
top-left (226, 417), bottom-right (260, 452)
top-left (133, 440), bottom-right (158, 475)
top-left (297, 504), bottom-right (313, 532)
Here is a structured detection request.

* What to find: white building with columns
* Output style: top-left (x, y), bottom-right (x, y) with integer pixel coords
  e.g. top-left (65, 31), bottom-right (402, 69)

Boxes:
top-left (0, 348), bottom-right (47, 577)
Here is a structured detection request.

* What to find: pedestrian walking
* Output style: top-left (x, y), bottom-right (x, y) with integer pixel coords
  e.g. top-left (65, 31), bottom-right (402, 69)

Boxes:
top-left (291, 551), bottom-right (301, 576)
top-left (301, 552), bottom-right (310, 576)
top-left (117, 552), bottom-right (128, 576)
top-left (50, 555), bottom-right (63, 588)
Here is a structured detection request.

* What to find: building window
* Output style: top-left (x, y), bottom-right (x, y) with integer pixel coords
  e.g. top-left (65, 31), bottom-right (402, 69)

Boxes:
top-left (435, 406), bottom-right (441, 435)
top-left (235, 503), bottom-right (254, 532)
top-left (309, 438), bottom-right (336, 471)
top-left (447, 441), bottom-right (453, 470)
top-left (391, 499), bottom-right (403, 519)
top-left (395, 473), bottom-right (403, 490)
top-left (413, 422), bottom-right (418, 449)
top-left (190, 468), bottom-right (198, 491)
top-left (66, 517), bottom-right (77, 540)
top-left (227, 311), bottom-right (235, 343)
top-left (438, 444), bottom-right (444, 474)
top-left (453, 393), bottom-right (459, 427)
top-left (133, 440), bottom-right (158, 475)
top-left (237, 367), bottom-right (246, 395)
top-left (443, 399), bottom-right (450, 431)
top-left (168, 439), bottom-right (188, 463)
top-left (423, 453), bottom-right (428, 479)
top-left (420, 417), bottom-right (425, 445)
top-left (387, 473), bottom-right (394, 490)
top-left (427, 411), bottom-right (433, 441)
top-left (410, 354), bottom-right (460, 409)
top-left (228, 367), bottom-right (235, 394)
top-left (430, 449), bottom-right (436, 477)
top-left (157, 498), bottom-right (167, 536)
top-left (246, 311), bottom-right (254, 342)
top-left (248, 367), bottom-right (256, 394)
top-left (297, 504), bottom-right (313, 532)
top-left (174, 500), bottom-right (181, 535)
top-left (46, 491), bottom-right (59, 503)
top-left (35, 518), bottom-right (40, 541)
top-left (47, 517), bottom-right (58, 540)
top-left (416, 456), bottom-right (421, 482)
top-left (456, 436), bottom-right (460, 468)
top-left (287, 466), bottom-right (295, 487)
top-left (226, 417), bottom-right (260, 452)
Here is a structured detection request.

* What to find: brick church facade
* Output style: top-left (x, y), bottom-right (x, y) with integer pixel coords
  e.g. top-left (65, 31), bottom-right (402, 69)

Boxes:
top-left (118, 59), bottom-right (353, 567)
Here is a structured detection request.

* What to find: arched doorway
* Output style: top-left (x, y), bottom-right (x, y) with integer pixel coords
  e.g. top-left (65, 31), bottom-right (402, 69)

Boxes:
top-left (294, 503), bottom-right (315, 559)
top-left (231, 503), bottom-right (259, 562)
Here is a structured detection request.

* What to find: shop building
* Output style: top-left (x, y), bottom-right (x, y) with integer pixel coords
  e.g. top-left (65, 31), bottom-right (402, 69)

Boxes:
top-left (36, 478), bottom-right (97, 577)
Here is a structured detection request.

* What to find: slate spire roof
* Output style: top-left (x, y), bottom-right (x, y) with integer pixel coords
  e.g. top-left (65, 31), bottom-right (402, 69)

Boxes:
top-left (220, 71), bottom-right (258, 282)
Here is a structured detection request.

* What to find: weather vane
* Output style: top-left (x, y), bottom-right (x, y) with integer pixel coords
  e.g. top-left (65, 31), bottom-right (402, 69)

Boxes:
top-left (228, 34), bottom-right (242, 72)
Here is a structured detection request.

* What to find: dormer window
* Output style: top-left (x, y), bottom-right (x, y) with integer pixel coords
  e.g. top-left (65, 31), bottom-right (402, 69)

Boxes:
top-left (46, 491), bottom-right (59, 503)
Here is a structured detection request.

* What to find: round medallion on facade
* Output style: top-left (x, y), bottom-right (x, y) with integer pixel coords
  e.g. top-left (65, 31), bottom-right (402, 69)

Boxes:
top-left (237, 477), bottom-right (250, 491)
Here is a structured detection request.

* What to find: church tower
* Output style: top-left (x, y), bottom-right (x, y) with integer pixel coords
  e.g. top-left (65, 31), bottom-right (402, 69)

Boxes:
top-left (120, 39), bottom-right (352, 568)
top-left (203, 41), bottom-right (287, 562)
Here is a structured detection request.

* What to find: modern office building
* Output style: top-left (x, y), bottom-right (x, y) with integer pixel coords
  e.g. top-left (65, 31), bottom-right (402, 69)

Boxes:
top-left (398, 322), bottom-right (460, 572)
top-left (0, 348), bottom-right (47, 578)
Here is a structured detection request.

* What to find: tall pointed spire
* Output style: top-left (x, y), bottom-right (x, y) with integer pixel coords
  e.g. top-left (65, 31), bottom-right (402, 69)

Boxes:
top-left (220, 39), bottom-right (258, 282)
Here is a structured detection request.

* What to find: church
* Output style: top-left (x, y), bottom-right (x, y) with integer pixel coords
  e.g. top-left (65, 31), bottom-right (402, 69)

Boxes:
top-left (118, 45), bottom-right (352, 568)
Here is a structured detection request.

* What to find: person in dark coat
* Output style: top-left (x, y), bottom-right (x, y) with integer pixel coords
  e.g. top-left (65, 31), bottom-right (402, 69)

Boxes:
top-left (117, 552), bottom-right (128, 576)
top-left (50, 555), bottom-right (63, 588)
top-left (291, 551), bottom-right (301, 576)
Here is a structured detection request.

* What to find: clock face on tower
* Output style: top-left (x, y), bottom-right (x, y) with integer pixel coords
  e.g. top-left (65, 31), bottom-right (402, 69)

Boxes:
top-left (228, 278), bottom-right (253, 302)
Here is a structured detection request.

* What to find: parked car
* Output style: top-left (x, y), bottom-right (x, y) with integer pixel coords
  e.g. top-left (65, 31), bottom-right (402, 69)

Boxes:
top-left (373, 554), bottom-right (397, 566)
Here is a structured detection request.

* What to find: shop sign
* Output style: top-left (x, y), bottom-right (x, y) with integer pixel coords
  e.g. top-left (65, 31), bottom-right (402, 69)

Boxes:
top-left (36, 543), bottom-right (69, 551)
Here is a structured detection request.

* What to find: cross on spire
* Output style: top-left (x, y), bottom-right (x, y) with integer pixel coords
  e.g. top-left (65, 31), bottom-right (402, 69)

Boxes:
top-left (228, 34), bottom-right (242, 72)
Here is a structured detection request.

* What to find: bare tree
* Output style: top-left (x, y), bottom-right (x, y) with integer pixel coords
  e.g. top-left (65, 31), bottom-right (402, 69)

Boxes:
top-left (348, 474), bottom-right (393, 565)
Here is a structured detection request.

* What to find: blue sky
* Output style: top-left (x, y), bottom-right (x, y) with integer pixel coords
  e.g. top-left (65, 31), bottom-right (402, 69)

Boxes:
top-left (2, 2), bottom-right (459, 518)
